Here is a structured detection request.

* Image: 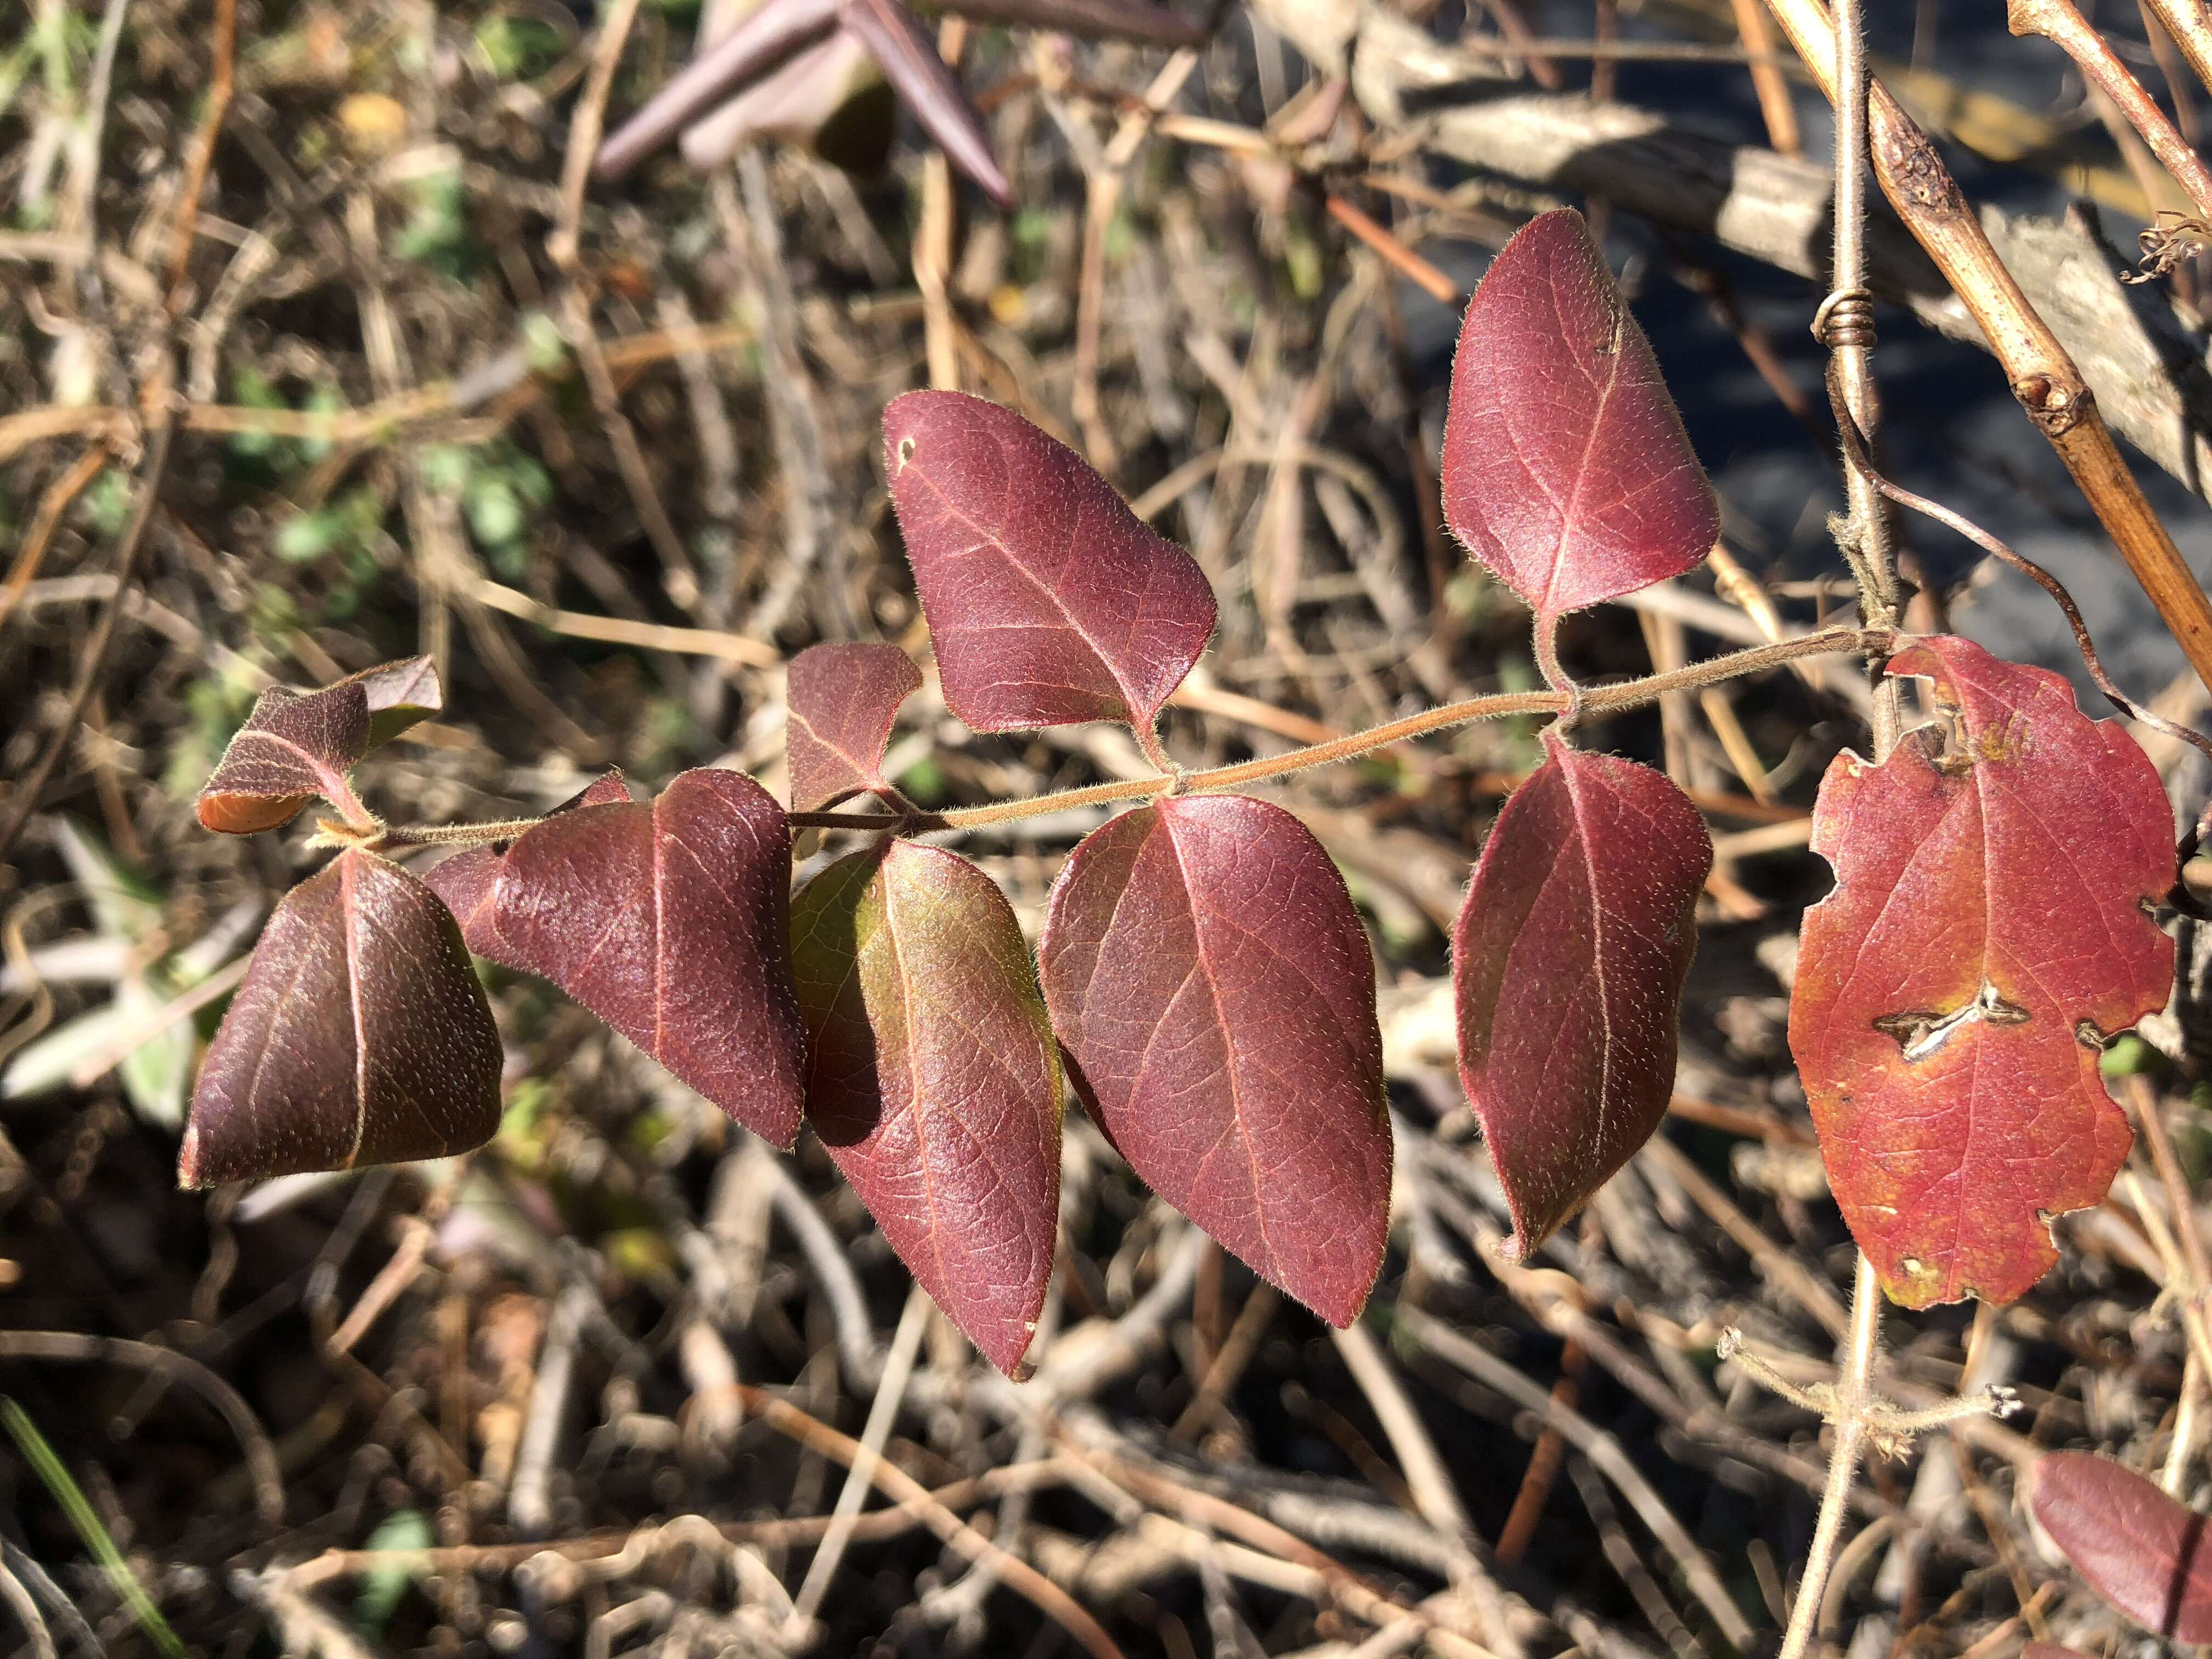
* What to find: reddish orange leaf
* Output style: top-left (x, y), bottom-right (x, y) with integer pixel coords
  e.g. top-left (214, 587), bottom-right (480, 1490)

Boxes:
top-left (1455, 733), bottom-right (1712, 1258)
top-left (2032, 1451), bottom-right (2212, 1639)
top-left (182, 849), bottom-right (502, 1187)
top-left (785, 642), bottom-right (922, 811)
top-left (1791, 636), bottom-right (2174, 1306)
top-left (882, 391), bottom-right (1216, 733)
top-left (492, 769), bottom-right (806, 1148)
top-left (1441, 210), bottom-right (1718, 631)
top-left (792, 841), bottom-right (1062, 1375)
top-left (1039, 794), bottom-right (1390, 1326)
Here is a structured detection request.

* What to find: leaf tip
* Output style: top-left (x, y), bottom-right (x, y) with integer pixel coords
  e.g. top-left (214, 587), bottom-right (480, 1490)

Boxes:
top-left (177, 1124), bottom-right (209, 1190)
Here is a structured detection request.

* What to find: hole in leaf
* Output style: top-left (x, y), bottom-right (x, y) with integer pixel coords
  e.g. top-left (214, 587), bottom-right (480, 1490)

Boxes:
top-left (1872, 982), bottom-right (2028, 1062)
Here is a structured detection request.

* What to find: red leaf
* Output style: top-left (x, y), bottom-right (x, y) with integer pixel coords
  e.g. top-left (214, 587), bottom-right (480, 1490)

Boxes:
top-left (2032, 1451), bottom-right (2212, 1639)
top-left (1454, 733), bottom-right (1712, 1259)
top-left (1039, 794), bottom-right (1389, 1325)
top-left (491, 768), bottom-right (806, 1147)
top-left (424, 771), bottom-right (633, 962)
top-left (1441, 210), bottom-right (1718, 629)
top-left (785, 642), bottom-right (923, 811)
top-left (792, 841), bottom-right (1062, 1375)
top-left (1791, 636), bottom-right (2174, 1306)
top-left (181, 849), bottom-right (502, 1187)
top-left (882, 391), bottom-right (1216, 734)
top-left (197, 656), bottom-right (441, 834)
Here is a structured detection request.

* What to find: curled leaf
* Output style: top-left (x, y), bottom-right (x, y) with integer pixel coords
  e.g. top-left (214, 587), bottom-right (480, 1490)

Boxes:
top-left (1039, 794), bottom-right (1389, 1326)
top-left (792, 841), bottom-right (1062, 1375)
top-left (1791, 636), bottom-right (2174, 1307)
top-left (2031, 1451), bottom-right (2212, 1639)
top-left (1455, 733), bottom-right (1712, 1259)
top-left (595, 0), bottom-right (842, 180)
top-left (352, 656), bottom-right (442, 748)
top-left (196, 657), bottom-right (441, 834)
top-left (198, 686), bottom-right (370, 835)
top-left (883, 391), bottom-right (1216, 734)
top-left (491, 769), bottom-right (806, 1147)
top-left (785, 642), bottom-right (922, 811)
top-left (182, 849), bottom-right (502, 1187)
top-left (1441, 210), bottom-right (1718, 630)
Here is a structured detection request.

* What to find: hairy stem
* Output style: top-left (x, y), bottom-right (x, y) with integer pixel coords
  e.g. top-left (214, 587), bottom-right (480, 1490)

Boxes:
top-left (1778, 7), bottom-right (1893, 1651)
top-left (1779, 1254), bottom-right (1882, 1659)
top-left (373, 818), bottom-right (549, 851)
top-left (789, 628), bottom-right (1884, 834)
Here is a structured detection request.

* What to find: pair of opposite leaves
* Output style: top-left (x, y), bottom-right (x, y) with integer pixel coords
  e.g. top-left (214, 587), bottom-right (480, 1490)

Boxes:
top-left (185, 211), bottom-right (2176, 1379)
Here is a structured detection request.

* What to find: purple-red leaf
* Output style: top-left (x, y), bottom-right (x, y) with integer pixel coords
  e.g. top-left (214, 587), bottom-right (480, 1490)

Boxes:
top-left (197, 657), bottom-right (441, 834)
top-left (353, 655), bottom-right (442, 748)
top-left (1441, 210), bottom-right (1718, 629)
top-left (1454, 732), bottom-right (1712, 1259)
top-left (792, 841), bottom-right (1062, 1375)
top-left (883, 391), bottom-right (1216, 734)
top-left (595, 0), bottom-right (842, 180)
top-left (679, 33), bottom-right (887, 173)
top-left (837, 1), bottom-right (1009, 208)
top-left (180, 849), bottom-right (501, 1187)
top-left (424, 771), bottom-right (633, 962)
top-left (1791, 636), bottom-right (2174, 1307)
top-left (198, 689), bottom-right (368, 835)
top-left (786, 642), bottom-right (923, 811)
top-left (2032, 1451), bottom-right (2212, 1639)
top-left (490, 768), bottom-right (806, 1147)
top-left (1039, 794), bottom-right (1389, 1326)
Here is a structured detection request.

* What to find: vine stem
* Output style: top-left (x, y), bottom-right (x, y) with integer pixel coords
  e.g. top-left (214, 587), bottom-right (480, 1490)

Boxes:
top-left (1775, 0), bottom-right (1893, 1650)
top-left (788, 628), bottom-right (1883, 834)
top-left (1779, 1252), bottom-right (1882, 1659)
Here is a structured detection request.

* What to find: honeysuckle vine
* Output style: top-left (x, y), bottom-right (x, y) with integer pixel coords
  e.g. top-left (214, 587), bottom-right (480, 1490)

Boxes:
top-left (179, 215), bottom-right (2191, 1435)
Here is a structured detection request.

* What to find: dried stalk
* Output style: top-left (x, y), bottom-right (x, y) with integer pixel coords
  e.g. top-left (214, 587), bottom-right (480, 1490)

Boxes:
top-left (2007, 0), bottom-right (2212, 222)
top-left (2141, 0), bottom-right (2212, 101)
top-left (1761, 0), bottom-right (2212, 697)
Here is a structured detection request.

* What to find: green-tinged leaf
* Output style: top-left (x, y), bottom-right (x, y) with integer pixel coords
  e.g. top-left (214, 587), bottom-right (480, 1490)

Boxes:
top-left (791, 841), bottom-right (1062, 1376)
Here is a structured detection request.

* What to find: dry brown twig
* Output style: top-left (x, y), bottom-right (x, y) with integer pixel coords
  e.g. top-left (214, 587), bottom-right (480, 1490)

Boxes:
top-left (1760, 0), bottom-right (2212, 698)
top-left (2006, 0), bottom-right (2212, 229)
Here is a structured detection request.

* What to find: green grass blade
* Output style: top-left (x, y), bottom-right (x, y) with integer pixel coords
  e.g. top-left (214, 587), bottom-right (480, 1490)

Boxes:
top-left (1, 1397), bottom-right (188, 1659)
